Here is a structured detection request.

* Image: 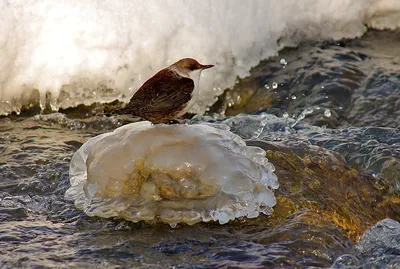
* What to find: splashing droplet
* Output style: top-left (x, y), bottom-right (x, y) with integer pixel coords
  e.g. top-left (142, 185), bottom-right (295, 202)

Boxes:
top-left (272, 82), bottom-right (278, 89)
top-left (264, 84), bottom-right (270, 89)
top-left (290, 107), bottom-right (314, 128)
top-left (291, 95), bottom-right (297, 100)
top-left (280, 58), bottom-right (287, 68)
top-left (324, 109), bottom-right (332, 117)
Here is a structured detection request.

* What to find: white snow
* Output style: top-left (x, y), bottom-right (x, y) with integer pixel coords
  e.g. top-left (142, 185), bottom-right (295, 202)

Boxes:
top-left (0, 0), bottom-right (399, 115)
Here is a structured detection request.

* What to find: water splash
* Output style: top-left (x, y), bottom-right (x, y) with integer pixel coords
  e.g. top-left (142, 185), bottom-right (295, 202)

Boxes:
top-left (290, 107), bottom-right (315, 128)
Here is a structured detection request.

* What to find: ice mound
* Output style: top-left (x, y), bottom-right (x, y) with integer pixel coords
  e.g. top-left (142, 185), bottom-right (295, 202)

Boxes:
top-left (65, 122), bottom-right (278, 226)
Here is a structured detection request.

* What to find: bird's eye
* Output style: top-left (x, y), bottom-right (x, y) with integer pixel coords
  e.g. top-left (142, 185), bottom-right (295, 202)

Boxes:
top-left (189, 65), bottom-right (196, 71)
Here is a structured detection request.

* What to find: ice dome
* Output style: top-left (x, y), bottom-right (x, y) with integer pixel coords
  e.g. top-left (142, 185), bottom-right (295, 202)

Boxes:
top-left (65, 122), bottom-right (278, 226)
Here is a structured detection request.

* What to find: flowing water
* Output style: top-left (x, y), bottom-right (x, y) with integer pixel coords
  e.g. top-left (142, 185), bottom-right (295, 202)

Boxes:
top-left (1, 30), bottom-right (400, 268)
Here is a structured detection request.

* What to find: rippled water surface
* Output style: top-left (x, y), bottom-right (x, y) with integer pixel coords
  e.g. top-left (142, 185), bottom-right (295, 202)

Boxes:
top-left (213, 30), bottom-right (400, 129)
top-left (0, 115), bottom-right (354, 268)
top-left (1, 30), bottom-right (400, 268)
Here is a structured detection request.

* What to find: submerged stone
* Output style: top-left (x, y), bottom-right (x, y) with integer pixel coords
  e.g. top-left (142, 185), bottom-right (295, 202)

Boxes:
top-left (357, 218), bottom-right (400, 258)
top-left (65, 122), bottom-right (278, 226)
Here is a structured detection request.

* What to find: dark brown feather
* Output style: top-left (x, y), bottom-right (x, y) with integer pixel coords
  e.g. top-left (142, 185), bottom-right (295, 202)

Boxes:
top-left (125, 68), bottom-right (194, 123)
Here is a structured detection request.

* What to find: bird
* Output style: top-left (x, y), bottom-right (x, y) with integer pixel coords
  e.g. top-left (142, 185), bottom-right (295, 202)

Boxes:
top-left (116, 58), bottom-right (214, 123)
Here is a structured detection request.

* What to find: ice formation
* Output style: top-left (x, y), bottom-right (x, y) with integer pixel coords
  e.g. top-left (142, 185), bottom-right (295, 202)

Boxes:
top-left (65, 122), bottom-right (279, 226)
top-left (1, 0), bottom-right (400, 115)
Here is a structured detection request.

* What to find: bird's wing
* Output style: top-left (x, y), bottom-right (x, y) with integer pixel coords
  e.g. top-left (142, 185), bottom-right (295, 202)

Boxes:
top-left (129, 69), bottom-right (194, 113)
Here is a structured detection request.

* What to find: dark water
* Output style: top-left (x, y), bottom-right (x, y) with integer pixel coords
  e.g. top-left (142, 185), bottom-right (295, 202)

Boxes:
top-left (212, 30), bottom-right (400, 129)
top-left (1, 30), bottom-right (400, 268)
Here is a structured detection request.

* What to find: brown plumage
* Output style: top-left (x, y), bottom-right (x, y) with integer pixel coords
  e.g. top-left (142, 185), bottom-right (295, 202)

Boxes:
top-left (117, 58), bottom-right (214, 123)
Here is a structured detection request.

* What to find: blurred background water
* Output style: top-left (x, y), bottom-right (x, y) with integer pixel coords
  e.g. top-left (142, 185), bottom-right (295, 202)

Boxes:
top-left (1, 1), bottom-right (400, 268)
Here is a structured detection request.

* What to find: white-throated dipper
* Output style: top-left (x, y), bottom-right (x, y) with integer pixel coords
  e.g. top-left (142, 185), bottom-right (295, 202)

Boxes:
top-left (117, 58), bottom-right (214, 123)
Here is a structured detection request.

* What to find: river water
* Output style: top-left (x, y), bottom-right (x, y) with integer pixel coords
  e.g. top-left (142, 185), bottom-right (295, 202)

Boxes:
top-left (1, 30), bottom-right (399, 268)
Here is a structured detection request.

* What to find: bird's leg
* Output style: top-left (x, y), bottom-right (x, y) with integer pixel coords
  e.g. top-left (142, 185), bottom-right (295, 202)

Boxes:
top-left (167, 119), bottom-right (185, 124)
top-left (150, 118), bottom-right (186, 125)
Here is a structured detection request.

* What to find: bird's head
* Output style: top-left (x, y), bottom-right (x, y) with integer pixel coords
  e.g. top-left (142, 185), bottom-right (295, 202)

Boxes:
top-left (169, 58), bottom-right (214, 80)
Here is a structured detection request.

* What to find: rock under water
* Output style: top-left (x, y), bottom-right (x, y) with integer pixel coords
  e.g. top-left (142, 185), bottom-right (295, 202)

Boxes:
top-left (65, 122), bottom-right (278, 226)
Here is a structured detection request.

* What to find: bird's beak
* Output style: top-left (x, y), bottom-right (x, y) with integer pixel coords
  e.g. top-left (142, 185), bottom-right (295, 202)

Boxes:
top-left (200, 64), bottom-right (214, 69)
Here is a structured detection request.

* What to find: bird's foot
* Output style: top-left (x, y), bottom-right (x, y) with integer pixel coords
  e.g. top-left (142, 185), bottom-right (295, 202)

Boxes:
top-left (167, 119), bottom-right (185, 124)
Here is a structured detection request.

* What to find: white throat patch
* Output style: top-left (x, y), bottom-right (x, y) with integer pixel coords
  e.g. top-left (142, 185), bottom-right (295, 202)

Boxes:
top-left (173, 69), bottom-right (203, 117)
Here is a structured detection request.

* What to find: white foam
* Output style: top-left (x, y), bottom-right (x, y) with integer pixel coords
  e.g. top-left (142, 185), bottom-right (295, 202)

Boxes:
top-left (1, 0), bottom-right (399, 115)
